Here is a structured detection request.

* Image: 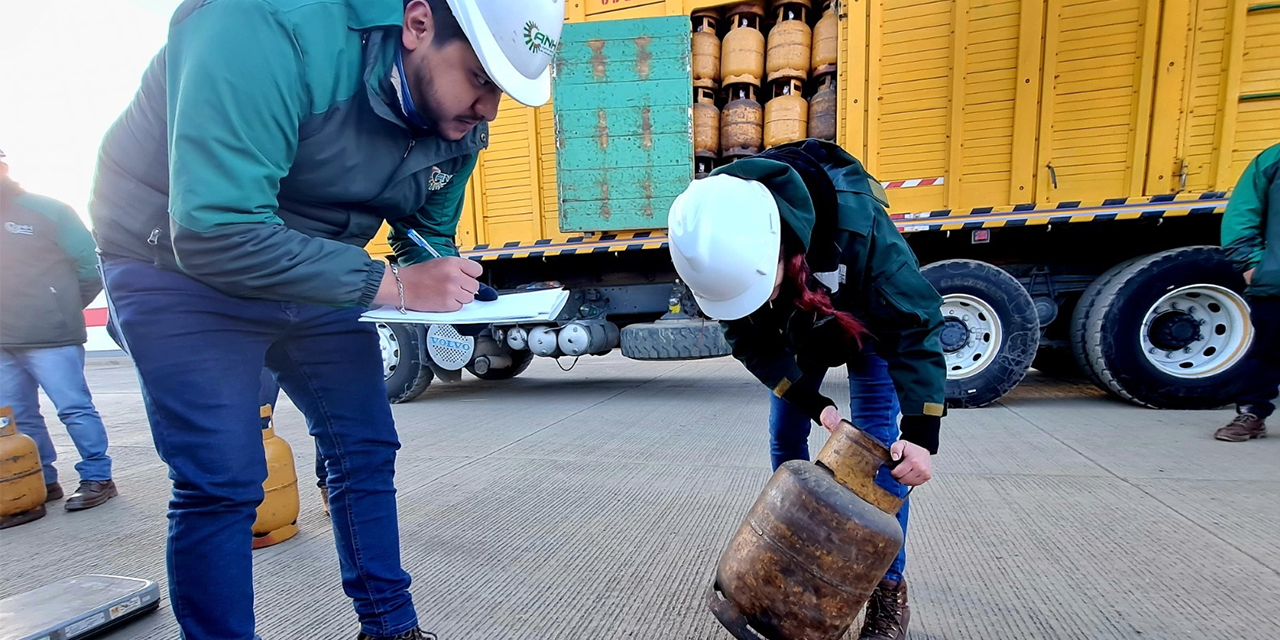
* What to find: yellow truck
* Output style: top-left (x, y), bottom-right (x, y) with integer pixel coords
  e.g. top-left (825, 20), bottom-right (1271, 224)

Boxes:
top-left (370, 0), bottom-right (1279, 410)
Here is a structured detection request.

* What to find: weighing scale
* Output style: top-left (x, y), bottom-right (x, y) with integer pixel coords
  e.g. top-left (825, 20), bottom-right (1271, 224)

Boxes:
top-left (0, 575), bottom-right (160, 640)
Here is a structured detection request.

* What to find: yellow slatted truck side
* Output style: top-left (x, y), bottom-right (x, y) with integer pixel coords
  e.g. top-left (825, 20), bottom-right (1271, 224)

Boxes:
top-left (369, 0), bottom-right (1279, 409)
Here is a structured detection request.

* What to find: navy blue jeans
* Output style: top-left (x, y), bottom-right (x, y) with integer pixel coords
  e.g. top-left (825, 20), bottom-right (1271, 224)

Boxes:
top-left (0, 345), bottom-right (112, 483)
top-left (1238, 296), bottom-right (1280, 419)
top-left (768, 351), bottom-right (910, 583)
top-left (102, 258), bottom-right (416, 640)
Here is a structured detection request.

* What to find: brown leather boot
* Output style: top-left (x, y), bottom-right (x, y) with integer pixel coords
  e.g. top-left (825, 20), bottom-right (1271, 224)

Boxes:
top-left (65, 480), bottom-right (118, 511)
top-left (1215, 413), bottom-right (1266, 442)
top-left (45, 482), bottom-right (64, 502)
top-left (859, 578), bottom-right (910, 640)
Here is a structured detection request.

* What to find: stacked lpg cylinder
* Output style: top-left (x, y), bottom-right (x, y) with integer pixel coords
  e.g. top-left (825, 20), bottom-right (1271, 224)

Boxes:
top-left (690, 0), bottom-right (839, 178)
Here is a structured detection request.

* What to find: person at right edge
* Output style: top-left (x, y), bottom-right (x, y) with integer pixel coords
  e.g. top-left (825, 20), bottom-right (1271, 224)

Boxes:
top-left (668, 139), bottom-right (945, 640)
top-left (1216, 142), bottom-right (1280, 442)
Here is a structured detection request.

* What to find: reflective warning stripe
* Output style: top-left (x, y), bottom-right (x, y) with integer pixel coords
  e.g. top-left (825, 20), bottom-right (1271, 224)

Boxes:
top-left (459, 192), bottom-right (1230, 260)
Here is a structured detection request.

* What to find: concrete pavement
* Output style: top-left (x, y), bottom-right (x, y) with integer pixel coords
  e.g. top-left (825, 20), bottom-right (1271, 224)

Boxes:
top-left (2, 354), bottom-right (1277, 639)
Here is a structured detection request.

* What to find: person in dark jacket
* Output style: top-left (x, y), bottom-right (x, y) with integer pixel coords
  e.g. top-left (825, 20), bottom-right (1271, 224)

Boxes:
top-left (668, 140), bottom-right (945, 640)
top-left (1216, 142), bottom-right (1280, 442)
top-left (0, 149), bottom-right (116, 528)
top-left (88, 1), bottom-right (564, 638)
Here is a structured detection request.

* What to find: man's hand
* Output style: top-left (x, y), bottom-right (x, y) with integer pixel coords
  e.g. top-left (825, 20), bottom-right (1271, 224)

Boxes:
top-left (820, 405), bottom-right (842, 432)
top-left (889, 441), bottom-right (932, 486)
top-left (374, 257), bottom-right (483, 312)
top-left (1245, 268), bottom-right (1255, 285)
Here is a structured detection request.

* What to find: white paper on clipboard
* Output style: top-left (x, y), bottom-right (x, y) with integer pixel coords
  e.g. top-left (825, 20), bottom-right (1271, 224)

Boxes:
top-left (359, 288), bottom-right (571, 325)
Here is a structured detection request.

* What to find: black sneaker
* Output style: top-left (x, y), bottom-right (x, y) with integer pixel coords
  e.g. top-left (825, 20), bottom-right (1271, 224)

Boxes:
top-left (356, 628), bottom-right (436, 640)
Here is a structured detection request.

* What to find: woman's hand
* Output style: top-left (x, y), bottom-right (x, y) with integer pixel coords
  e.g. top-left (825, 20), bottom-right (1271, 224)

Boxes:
top-left (889, 441), bottom-right (933, 486)
top-left (819, 405), bottom-right (842, 432)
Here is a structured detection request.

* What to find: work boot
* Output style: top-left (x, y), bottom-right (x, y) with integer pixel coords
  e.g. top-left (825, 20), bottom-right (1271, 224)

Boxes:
top-left (65, 480), bottom-right (118, 511)
top-left (0, 504), bottom-right (46, 529)
top-left (859, 578), bottom-right (910, 640)
top-left (1214, 413), bottom-right (1266, 442)
top-left (45, 482), bottom-right (64, 502)
top-left (356, 628), bottom-right (436, 640)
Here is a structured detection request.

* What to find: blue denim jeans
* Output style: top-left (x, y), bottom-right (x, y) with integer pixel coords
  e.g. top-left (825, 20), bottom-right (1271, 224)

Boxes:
top-left (768, 351), bottom-right (910, 583)
top-left (102, 257), bottom-right (416, 640)
top-left (0, 345), bottom-right (112, 483)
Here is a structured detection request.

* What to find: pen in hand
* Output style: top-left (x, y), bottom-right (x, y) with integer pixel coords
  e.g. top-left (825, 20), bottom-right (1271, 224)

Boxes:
top-left (404, 229), bottom-right (498, 301)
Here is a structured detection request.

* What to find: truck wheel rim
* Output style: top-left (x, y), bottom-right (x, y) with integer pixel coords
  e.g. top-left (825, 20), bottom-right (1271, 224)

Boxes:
top-left (376, 323), bottom-right (401, 380)
top-left (1139, 285), bottom-right (1253, 378)
top-left (940, 294), bottom-right (1003, 378)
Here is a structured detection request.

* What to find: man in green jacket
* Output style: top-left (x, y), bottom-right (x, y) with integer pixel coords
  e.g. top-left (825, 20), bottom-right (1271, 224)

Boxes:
top-left (1216, 142), bottom-right (1280, 442)
top-left (89, 1), bottom-right (563, 638)
top-left (0, 149), bottom-right (116, 529)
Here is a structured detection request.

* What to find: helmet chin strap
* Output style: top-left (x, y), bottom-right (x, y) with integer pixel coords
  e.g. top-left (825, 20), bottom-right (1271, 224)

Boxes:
top-left (394, 48), bottom-right (431, 131)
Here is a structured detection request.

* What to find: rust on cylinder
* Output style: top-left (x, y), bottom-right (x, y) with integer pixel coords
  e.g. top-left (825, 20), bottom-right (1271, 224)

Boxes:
top-left (708, 421), bottom-right (906, 640)
top-left (808, 75), bottom-right (837, 141)
top-left (589, 39), bottom-right (607, 80)
top-left (596, 109), bottom-right (609, 149)
top-left (721, 85), bottom-right (763, 158)
top-left (635, 35), bottom-right (652, 81)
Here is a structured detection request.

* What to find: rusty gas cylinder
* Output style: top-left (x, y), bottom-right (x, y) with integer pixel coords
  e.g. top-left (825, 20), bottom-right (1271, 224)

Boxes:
top-left (706, 421), bottom-right (905, 640)
top-left (764, 79), bottom-right (808, 148)
top-left (766, 0), bottom-right (812, 83)
top-left (694, 88), bottom-right (721, 177)
top-left (808, 74), bottom-right (837, 141)
top-left (721, 3), bottom-right (766, 87)
top-left (721, 85), bottom-right (763, 158)
top-left (811, 0), bottom-right (838, 77)
top-left (692, 9), bottom-right (721, 90)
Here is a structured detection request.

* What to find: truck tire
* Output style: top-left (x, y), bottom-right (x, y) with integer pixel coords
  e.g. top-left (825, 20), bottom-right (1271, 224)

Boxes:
top-left (1082, 247), bottom-right (1254, 409)
top-left (621, 319), bottom-right (732, 360)
top-left (1070, 257), bottom-right (1143, 388)
top-left (376, 322), bottom-right (433, 404)
top-left (467, 350), bottom-right (535, 380)
top-left (921, 260), bottom-right (1040, 408)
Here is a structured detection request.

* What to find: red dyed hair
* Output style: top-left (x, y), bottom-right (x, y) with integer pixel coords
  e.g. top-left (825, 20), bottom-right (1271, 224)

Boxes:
top-left (785, 253), bottom-right (870, 348)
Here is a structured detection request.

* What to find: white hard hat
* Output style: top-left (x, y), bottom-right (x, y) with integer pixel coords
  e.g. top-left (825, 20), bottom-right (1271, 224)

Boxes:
top-left (668, 175), bottom-right (782, 321)
top-left (445, 0), bottom-right (565, 107)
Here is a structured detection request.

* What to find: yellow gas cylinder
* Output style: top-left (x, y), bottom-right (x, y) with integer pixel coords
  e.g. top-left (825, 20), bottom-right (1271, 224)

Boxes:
top-left (766, 0), bottom-right (812, 83)
top-left (764, 79), bottom-right (809, 148)
top-left (693, 88), bottom-right (721, 178)
top-left (692, 9), bottom-right (721, 90)
top-left (721, 3), bottom-right (766, 87)
top-left (721, 85), bottom-right (764, 158)
top-left (811, 0), bottom-right (839, 78)
top-left (252, 405), bottom-right (299, 549)
top-left (808, 74), bottom-right (838, 141)
top-left (0, 405), bottom-right (47, 529)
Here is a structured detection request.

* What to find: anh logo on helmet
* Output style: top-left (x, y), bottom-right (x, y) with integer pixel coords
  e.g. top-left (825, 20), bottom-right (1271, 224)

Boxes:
top-left (523, 21), bottom-right (558, 55)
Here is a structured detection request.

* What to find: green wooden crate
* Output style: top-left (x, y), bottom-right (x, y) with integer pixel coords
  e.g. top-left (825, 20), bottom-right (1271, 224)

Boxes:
top-left (553, 16), bottom-right (693, 232)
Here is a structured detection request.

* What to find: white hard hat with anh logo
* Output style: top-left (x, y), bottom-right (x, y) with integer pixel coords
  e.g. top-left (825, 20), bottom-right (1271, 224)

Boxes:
top-left (445, 0), bottom-right (565, 107)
